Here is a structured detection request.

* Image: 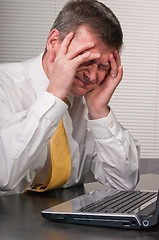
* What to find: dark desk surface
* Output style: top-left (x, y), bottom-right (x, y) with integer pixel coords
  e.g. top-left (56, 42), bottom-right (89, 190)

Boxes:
top-left (1, 182), bottom-right (159, 240)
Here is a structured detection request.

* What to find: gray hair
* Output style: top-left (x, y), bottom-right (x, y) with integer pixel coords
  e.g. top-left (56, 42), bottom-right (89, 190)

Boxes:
top-left (47, 0), bottom-right (123, 50)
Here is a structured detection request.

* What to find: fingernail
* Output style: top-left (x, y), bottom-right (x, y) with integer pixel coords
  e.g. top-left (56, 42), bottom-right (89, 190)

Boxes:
top-left (88, 42), bottom-right (94, 46)
top-left (94, 53), bottom-right (100, 58)
top-left (85, 52), bottom-right (91, 57)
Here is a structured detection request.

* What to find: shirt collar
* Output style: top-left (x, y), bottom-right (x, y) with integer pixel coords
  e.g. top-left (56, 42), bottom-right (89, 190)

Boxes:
top-left (30, 52), bottom-right (49, 97)
top-left (67, 95), bottom-right (74, 108)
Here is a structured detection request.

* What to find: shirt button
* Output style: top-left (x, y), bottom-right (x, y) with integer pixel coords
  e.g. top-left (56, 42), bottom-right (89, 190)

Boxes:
top-left (110, 122), bottom-right (114, 128)
top-left (45, 101), bottom-right (50, 108)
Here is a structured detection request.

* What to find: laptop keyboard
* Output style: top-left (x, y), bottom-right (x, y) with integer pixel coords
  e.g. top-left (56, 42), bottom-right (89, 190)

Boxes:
top-left (77, 191), bottom-right (157, 214)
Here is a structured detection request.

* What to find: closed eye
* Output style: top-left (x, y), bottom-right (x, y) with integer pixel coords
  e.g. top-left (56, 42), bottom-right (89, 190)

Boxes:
top-left (80, 60), bottom-right (110, 72)
top-left (80, 60), bottom-right (95, 67)
top-left (98, 64), bottom-right (110, 71)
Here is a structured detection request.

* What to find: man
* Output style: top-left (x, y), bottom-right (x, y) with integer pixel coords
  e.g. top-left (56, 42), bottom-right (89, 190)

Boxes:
top-left (0, 0), bottom-right (140, 195)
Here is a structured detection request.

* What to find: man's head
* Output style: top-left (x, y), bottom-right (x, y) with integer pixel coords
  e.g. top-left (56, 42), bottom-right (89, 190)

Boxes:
top-left (44, 0), bottom-right (123, 97)
top-left (49, 0), bottom-right (123, 51)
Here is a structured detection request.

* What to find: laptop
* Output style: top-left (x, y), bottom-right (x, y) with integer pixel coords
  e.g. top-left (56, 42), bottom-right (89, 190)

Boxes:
top-left (41, 188), bottom-right (159, 229)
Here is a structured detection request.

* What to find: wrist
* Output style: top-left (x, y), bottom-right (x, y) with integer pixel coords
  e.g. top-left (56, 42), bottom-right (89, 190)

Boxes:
top-left (46, 87), bottom-right (67, 101)
top-left (89, 106), bottom-right (110, 120)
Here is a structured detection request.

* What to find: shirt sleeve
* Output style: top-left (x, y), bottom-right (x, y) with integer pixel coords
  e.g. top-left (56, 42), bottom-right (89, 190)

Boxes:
top-left (87, 109), bottom-right (140, 190)
top-left (0, 91), bottom-right (68, 191)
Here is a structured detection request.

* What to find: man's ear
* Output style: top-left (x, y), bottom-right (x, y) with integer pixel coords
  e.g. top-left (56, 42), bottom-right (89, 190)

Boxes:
top-left (46, 28), bottom-right (60, 52)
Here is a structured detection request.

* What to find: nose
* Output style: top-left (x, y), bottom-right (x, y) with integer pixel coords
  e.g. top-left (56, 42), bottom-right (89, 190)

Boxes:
top-left (85, 63), bottom-right (98, 84)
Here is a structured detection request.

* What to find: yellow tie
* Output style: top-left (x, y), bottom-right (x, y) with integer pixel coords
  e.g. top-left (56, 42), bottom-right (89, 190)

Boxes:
top-left (25, 117), bottom-right (71, 192)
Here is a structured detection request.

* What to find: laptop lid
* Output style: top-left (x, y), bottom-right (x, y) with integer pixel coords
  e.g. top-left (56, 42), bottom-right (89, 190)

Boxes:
top-left (41, 189), bottom-right (159, 229)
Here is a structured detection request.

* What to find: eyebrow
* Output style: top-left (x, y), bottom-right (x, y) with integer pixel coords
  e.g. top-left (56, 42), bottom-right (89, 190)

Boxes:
top-left (82, 60), bottom-right (110, 69)
top-left (90, 58), bottom-right (110, 67)
top-left (99, 62), bottom-right (110, 69)
top-left (93, 60), bottom-right (110, 69)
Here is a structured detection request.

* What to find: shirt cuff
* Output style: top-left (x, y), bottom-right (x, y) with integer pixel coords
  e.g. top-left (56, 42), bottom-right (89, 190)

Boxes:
top-left (29, 92), bottom-right (68, 122)
top-left (87, 108), bottom-right (122, 139)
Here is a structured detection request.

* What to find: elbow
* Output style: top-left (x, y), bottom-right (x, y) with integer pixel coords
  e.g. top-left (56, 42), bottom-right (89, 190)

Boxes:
top-left (118, 168), bottom-right (140, 190)
top-left (122, 177), bottom-right (138, 190)
top-left (0, 165), bottom-right (10, 191)
top-left (105, 166), bottom-right (140, 191)
top-left (0, 143), bottom-right (14, 191)
top-left (0, 175), bottom-right (13, 192)
top-left (0, 167), bottom-right (17, 192)
top-left (0, 179), bottom-right (18, 192)
top-left (121, 148), bottom-right (140, 190)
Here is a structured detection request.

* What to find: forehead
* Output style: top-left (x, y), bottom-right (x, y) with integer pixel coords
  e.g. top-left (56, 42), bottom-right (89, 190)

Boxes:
top-left (74, 25), bottom-right (104, 47)
top-left (74, 25), bottom-right (114, 63)
top-left (75, 25), bottom-right (96, 37)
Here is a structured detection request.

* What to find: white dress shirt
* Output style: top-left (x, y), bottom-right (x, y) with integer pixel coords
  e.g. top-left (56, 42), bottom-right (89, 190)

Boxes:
top-left (0, 53), bottom-right (140, 195)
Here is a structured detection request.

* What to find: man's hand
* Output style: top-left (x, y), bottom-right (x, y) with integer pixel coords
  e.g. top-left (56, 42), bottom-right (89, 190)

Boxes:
top-left (46, 31), bottom-right (100, 100)
top-left (85, 50), bottom-right (123, 119)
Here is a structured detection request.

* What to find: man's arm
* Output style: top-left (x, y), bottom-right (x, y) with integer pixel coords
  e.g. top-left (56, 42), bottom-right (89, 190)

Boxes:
top-left (85, 50), bottom-right (123, 120)
top-left (85, 51), bottom-right (140, 190)
top-left (0, 91), bottom-right (67, 191)
top-left (88, 110), bottom-right (140, 190)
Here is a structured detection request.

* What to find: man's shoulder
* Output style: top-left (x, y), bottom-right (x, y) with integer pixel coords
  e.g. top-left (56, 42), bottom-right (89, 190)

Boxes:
top-left (0, 57), bottom-right (36, 83)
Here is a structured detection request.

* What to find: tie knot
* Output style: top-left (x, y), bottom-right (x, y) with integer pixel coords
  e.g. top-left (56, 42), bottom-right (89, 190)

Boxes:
top-left (64, 97), bottom-right (71, 108)
top-left (64, 98), bottom-right (68, 103)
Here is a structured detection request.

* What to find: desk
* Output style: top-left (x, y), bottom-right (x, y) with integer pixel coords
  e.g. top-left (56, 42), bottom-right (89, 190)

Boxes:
top-left (0, 182), bottom-right (159, 240)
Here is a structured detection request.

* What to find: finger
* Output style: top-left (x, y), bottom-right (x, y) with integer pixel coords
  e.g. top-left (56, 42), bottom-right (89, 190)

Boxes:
top-left (59, 32), bottom-right (75, 55)
top-left (72, 52), bottom-right (100, 68)
top-left (67, 42), bottom-right (95, 59)
top-left (114, 50), bottom-right (121, 67)
top-left (109, 53), bottom-right (118, 77)
top-left (115, 65), bottom-right (123, 84)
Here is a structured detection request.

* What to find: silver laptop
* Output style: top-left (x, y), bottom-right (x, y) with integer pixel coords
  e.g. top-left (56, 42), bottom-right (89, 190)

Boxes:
top-left (41, 188), bottom-right (159, 229)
